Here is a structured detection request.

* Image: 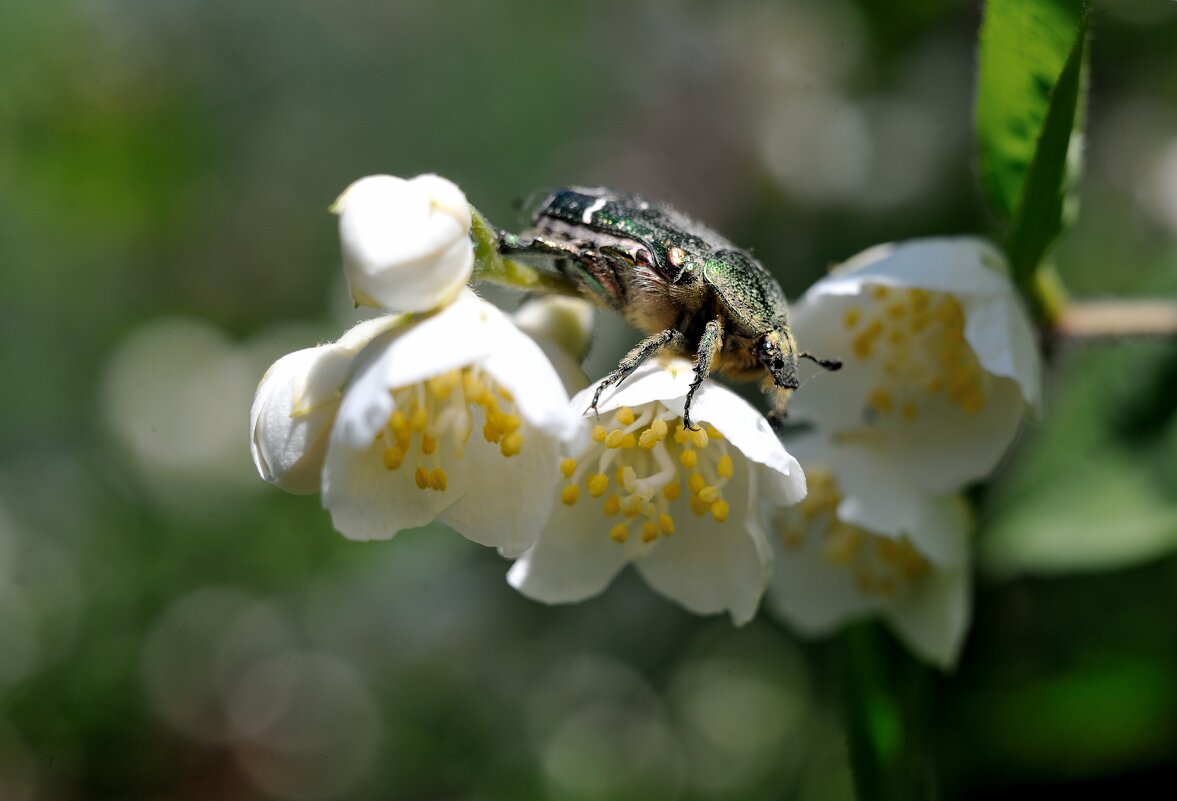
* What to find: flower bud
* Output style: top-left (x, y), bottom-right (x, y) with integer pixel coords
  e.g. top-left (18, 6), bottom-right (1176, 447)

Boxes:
top-left (334, 174), bottom-right (473, 312)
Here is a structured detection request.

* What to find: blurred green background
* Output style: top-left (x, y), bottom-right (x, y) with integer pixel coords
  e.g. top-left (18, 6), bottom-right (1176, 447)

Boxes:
top-left (2, 0), bottom-right (1176, 798)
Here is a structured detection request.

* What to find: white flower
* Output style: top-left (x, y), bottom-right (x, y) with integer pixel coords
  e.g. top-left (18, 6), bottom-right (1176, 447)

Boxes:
top-left (508, 358), bottom-right (807, 624)
top-left (322, 289), bottom-right (576, 556)
top-left (787, 237), bottom-right (1041, 493)
top-left (334, 174), bottom-right (473, 312)
top-left (766, 433), bottom-right (971, 668)
top-left (512, 295), bottom-right (595, 395)
top-left (251, 316), bottom-right (401, 495)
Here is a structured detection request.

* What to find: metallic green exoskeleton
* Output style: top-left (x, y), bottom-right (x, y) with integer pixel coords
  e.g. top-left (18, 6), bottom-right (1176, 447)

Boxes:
top-left (498, 187), bottom-right (840, 429)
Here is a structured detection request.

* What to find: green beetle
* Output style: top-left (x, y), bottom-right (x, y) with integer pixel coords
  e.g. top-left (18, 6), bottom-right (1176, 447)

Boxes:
top-left (499, 187), bottom-right (840, 429)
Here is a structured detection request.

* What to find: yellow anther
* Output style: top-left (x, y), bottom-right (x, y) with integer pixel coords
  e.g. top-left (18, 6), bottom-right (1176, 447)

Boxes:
top-left (614, 466), bottom-right (627, 487)
top-left (867, 387), bottom-right (893, 415)
top-left (610, 523), bottom-right (630, 543)
top-left (641, 520), bottom-right (659, 543)
top-left (910, 311), bottom-right (930, 333)
top-left (877, 538), bottom-right (930, 581)
top-left (592, 425), bottom-right (608, 443)
top-left (389, 412), bottom-right (411, 441)
top-left (620, 466), bottom-right (638, 493)
top-left (428, 373), bottom-right (454, 401)
top-left (662, 482), bottom-right (682, 501)
top-left (690, 497), bottom-right (710, 516)
top-left (414, 466), bottom-right (429, 490)
top-left (429, 468), bottom-right (448, 491)
top-left (561, 484), bottom-right (580, 505)
top-left (900, 402), bottom-right (919, 421)
top-left (908, 288), bottom-right (930, 310)
top-left (603, 496), bottom-right (621, 516)
top-left (605, 429), bottom-right (625, 448)
top-left (690, 428), bottom-right (709, 449)
top-left (870, 284), bottom-right (890, 300)
top-left (620, 432), bottom-right (637, 449)
top-left (717, 454), bottom-right (734, 479)
top-left (638, 429), bottom-right (659, 449)
top-left (411, 407), bottom-right (428, 431)
top-left (658, 513), bottom-right (676, 536)
top-left (500, 431), bottom-right (524, 457)
top-left (885, 302), bottom-right (907, 320)
top-left (843, 308), bottom-right (861, 330)
top-left (688, 473), bottom-right (706, 495)
top-left (498, 386), bottom-right (514, 402)
top-left (615, 406), bottom-right (636, 426)
top-left (623, 500), bottom-right (643, 518)
top-left (698, 485), bottom-right (720, 504)
top-left (886, 328), bottom-right (906, 347)
top-left (680, 448), bottom-right (698, 468)
top-left (673, 427), bottom-right (690, 444)
top-left (462, 372), bottom-right (483, 398)
top-left (382, 446), bottom-right (405, 470)
top-left (651, 418), bottom-right (669, 438)
top-left (925, 375), bottom-right (944, 394)
top-left (587, 473), bottom-right (609, 497)
top-left (704, 423), bottom-right (723, 440)
top-left (560, 457), bottom-right (578, 478)
top-left (483, 421), bottom-right (502, 444)
top-left (710, 499), bottom-right (730, 523)
top-left (421, 434), bottom-right (437, 455)
top-left (496, 413), bottom-right (521, 434)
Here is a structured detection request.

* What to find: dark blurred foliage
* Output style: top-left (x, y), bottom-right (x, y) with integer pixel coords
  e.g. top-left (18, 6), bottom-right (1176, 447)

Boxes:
top-left (0, 0), bottom-right (1175, 799)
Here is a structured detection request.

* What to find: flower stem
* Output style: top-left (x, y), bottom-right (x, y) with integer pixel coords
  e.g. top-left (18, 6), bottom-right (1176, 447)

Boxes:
top-left (1053, 299), bottom-right (1177, 340)
top-left (468, 207), bottom-right (582, 298)
top-left (838, 622), bottom-right (936, 801)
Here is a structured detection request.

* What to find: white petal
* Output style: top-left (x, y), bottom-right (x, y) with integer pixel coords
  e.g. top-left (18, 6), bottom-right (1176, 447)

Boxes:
top-left (689, 383), bottom-right (806, 501)
top-left (482, 322), bottom-right (579, 440)
top-left (439, 430), bottom-right (560, 557)
top-left (964, 293), bottom-right (1042, 410)
top-left (513, 296), bottom-right (595, 362)
top-left (507, 505), bottom-right (635, 604)
top-left (883, 565), bottom-right (971, 669)
top-left (767, 528), bottom-right (879, 634)
top-left (574, 358), bottom-right (696, 416)
top-left (321, 437), bottom-right (469, 541)
top-left (250, 316), bottom-right (400, 495)
top-left (634, 472), bottom-right (772, 624)
top-left (335, 174), bottom-right (473, 312)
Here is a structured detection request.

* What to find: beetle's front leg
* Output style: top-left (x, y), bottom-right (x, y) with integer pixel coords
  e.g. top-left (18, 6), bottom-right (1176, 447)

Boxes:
top-left (683, 317), bottom-right (724, 431)
top-left (588, 328), bottom-right (686, 416)
top-left (497, 232), bottom-right (573, 261)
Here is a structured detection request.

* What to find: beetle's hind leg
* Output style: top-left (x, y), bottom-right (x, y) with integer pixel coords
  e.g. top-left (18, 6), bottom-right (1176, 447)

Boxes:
top-left (588, 328), bottom-right (686, 416)
top-left (682, 318), bottom-right (724, 431)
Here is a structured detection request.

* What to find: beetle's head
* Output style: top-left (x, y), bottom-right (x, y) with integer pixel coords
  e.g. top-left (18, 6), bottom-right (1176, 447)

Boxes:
top-left (756, 329), bottom-right (800, 390)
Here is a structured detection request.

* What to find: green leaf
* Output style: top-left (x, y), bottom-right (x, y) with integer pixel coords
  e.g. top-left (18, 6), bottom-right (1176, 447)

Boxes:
top-left (976, 0), bottom-right (1090, 293)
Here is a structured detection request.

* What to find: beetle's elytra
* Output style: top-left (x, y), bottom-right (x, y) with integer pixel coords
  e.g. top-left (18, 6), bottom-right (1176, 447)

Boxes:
top-left (498, 187), bottom-right (840, 429)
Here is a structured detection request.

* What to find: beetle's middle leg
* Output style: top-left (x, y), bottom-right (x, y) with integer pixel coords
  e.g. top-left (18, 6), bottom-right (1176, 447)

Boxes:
top-left (588, 328), bottom-right (686, 415)
top-left (683, 317), bottom-right (724, 431)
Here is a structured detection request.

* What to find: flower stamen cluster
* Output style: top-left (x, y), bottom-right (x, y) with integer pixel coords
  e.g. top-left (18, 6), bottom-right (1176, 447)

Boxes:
top-left (556, 404), bottom-right (735, 545)
top-left (845, 287), bottom-right (987, 420)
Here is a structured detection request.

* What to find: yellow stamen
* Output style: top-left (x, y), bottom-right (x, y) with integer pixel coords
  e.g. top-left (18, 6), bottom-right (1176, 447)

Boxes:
top-left (561, 484), bottom-right (580, 505)
top-left (620, 432), bottom-right (636, 449)
top-left (615, 407), bottom-right (636, 426)
top-left (638, 429), bottom-right (659, 449)
top-left (641, 520), bottom-right (659, 543)
top-left (680, 448), bottom-right (698, 468)
top-left (429, 468), bottom-right (448, 491)
top-left (690, 428), bottom-right (709, 449)
top-left (500, 431), bottom-right (523, 457)
top-left (697, 485), bottom-right (719, 504)
top-left (592, 425), bottom-right (607, 443)
top-left (690, 497), bottom-right (710, 516)
top-left (662, 482), bottom-right (682, 501)
top-left (587, 473), bottom-right (609, 497)
top-left (414, 466), bottom-right (429, 490)
top-left (421, 434), bottom-right (437, 455)
top-left (610, 523), bottom-right (629, 543)
top-left (658, 513), bottom-right (676, 536)
top-left (483, 421), bottom-right (502, 443)
top-left (651, 418), bottom-right (669, 438)
top-left (605, 429), bottom-right (625, 448)
top-left (867, 387), bottom-right (893, 414)
top-left (688, 472), bottom-right (706, 494)
top-left (389, 410), bottom-right (410, 439)
top-left (410, 407), bottom-right (428, 431)
top-left (843, 308), bottom-right (861, 330)
top-left (603, 496), bottom-right (621, 516)
top-left (717, 454), bottom-right (734, 479)
top-left (620, 466), bottom-right (637, 493)
top-left (382, 446), bottom-right (405, 470)
top-left (710, 499), bottom-right (730, 523)
top-left (870, 284), bottom-right (890, 300)
top-left (560, 457), bottom-right (577, 478)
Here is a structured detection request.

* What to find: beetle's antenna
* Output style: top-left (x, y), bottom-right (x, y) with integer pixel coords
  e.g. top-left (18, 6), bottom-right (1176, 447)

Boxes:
top-left (800, 353), bottom-right (842, 372)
